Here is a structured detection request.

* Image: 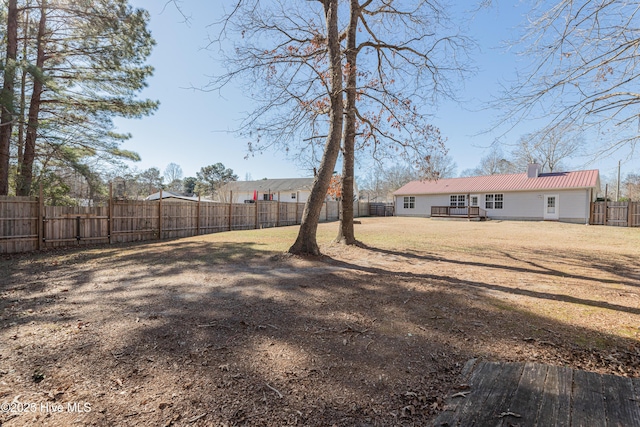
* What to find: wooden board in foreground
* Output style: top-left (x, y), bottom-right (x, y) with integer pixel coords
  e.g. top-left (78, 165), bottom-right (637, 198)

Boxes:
top-left (433, 359), bottom-right (640, 427)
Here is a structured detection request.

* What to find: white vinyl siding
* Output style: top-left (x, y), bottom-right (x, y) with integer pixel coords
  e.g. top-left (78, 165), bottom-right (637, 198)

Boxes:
top-left (395, 189), bottom-right (591, 223)
top-left (482, 190), bottom-right (589, 222)
top-left (395, 194), bottom-right (449, 217)
top-left (230, 190), bottom-right (311, 203)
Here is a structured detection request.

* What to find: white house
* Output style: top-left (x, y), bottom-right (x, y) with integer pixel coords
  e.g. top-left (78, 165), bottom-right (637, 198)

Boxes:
top-left (145, 190), bottom-right (213, 202)
top-left (217, 178), bottom-right (315, 203)
top-left (393, 164), bottom-right (601, 224)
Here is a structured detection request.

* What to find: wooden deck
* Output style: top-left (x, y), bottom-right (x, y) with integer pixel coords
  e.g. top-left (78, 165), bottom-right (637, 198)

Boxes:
top-left (431, 206), bottom-right (488, 220)
top-left (433, 359), bottom-right (640, 427)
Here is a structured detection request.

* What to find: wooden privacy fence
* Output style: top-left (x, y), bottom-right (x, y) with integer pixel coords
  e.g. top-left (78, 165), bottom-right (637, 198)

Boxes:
top-left (368, 202), bottom-right (395, 216)
top-left (0, 196), bottom-right (371, 254)
top-left (590, 201), bottom-right (640, 227)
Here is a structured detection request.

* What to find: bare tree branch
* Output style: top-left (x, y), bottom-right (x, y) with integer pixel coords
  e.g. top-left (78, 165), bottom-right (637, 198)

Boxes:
top-left (499, 0), bottom-right (640, 160)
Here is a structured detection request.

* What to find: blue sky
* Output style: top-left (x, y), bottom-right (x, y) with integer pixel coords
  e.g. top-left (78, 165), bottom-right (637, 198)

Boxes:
top-left (114, 1), bottom-right (637, 183)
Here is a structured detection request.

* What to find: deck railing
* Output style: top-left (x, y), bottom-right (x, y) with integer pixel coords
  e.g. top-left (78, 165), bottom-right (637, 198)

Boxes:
top-left (431, 206), bottom-right (487, 218)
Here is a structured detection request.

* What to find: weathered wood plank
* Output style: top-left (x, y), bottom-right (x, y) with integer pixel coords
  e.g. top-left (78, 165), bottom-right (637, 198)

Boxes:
top-left (633, 377), bottom-right (640, 398)
top-left (502, 362), bottom-right (548, 427)
top-left (601, 373), bottom-right (640, 427)
top-left (470, 362), bottom-right (523, 426)
top-left (536, 365), bottom-right (572, 427)
top-left (430, 359), bottom-right (478, 426)
top-left (433, 360), bottom-right (504, 426)
top-left (433, 359), bottom-right (499, 426)
top-left (571, 370), bottom-right (605, 427)
top-left (460, 358), bottom-right (479, 378)
top-left (434, 361), bottom-right (640, 427)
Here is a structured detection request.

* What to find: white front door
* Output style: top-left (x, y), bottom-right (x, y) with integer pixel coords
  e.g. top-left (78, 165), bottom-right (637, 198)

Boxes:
top-left (469, 195), bottom-right (479, 207)
top-left (544, 195), bottom-right (559, 220)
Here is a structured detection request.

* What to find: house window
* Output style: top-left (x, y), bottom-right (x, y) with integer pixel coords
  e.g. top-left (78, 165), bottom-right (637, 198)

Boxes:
top-left (485, 194), bottom-right (503, 209)
top-left (485, 194), bottom-right (493, 209)
top-left (291, 193), bottom-right (296, 199)
top-left (450, 195), bottom-right (465, 207)
top-left (403, 196), bottom-right (415, 209)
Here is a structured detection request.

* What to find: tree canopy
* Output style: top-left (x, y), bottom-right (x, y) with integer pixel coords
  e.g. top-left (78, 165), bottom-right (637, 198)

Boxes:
top-left (195, 163), bottom-right (239, 198)
top-left (0, 0), bottom-right (158, 196)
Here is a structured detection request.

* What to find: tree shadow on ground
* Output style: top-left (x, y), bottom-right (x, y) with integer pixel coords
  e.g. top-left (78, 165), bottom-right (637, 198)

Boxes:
top-left (1, 240), bottom-right (639, 426)
top-left (356, 243), bottom-right (640, 289)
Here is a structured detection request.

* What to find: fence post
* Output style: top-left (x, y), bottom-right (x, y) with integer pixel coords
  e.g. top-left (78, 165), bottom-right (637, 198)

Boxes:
top-left (228, 191), bottom-right (233, 231)
top-left (37, 183), bottom-right (43, 251)
top-left (628, 200), bottom-right (633, 227)
top-left (603, 185), bottom-right (608, 226)
top-left (255, 200), bottom-right (259, 229)
top-left (296, 192), bottom-right (299, 224)
top-left (277, 192), bottom-right (280, 227)
top-left (108, 182), bottom-right (113, 244)
top-left (76, 216), bottom-right (81, 244)
top-left (158, 189), bottom-right (163, 240)
top-left (196, 195), bottom-right (201, 236)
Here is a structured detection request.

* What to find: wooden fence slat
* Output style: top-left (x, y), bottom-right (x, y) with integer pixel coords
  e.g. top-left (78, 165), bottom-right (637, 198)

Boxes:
top-left (37, 185), bottom-right (43, 250)
top-left (108, 183), bottom-right (113, 244)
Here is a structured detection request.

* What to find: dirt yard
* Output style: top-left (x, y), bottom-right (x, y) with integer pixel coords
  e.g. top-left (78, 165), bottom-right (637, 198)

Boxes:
top-left (1, 217), bottom-right (639, 426)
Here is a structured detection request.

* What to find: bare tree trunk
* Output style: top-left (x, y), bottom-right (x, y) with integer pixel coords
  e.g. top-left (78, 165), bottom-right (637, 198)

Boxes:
top-left (0, 0), bottom-right (19, 195)
top-left (289, 0), bottom-right (343, 256)
top-left (16, 0), bottom-right (46, 196)
top-left (335, 0), bottom-right (358, 245)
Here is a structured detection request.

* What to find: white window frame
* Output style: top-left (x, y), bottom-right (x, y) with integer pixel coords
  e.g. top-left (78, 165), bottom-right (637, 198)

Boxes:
top-left (485, 194), bottom-right (494, 209)
top-left (403, 196), bottom-right (415, 209)
top-left (485, 194), bottom-right (504, 209)
top-left (450, 195), bottom-right (465, 207)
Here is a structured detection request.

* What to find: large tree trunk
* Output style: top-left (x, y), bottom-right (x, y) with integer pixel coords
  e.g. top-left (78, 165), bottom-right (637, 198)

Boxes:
top-left (335, 0), bottom-right (359, 245)
top-left (0, 0), bottom-right (19, 195)
top-left (289, 0), bottom-right (344, 256)
top-left (16, 1), bottom-right (46, 196)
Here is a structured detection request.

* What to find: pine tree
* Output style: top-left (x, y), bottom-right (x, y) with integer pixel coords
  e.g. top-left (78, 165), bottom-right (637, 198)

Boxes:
top-left (1, 0), bottom-right (157, 197)
top-left (0, 0), bottom-right (19, 195)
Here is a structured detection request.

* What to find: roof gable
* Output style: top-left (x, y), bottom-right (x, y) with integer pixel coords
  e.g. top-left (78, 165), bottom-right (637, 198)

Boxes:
top-left (145, 191), bottom-right (210, 202)
top-left (393, 169), bottom-right (600, 195)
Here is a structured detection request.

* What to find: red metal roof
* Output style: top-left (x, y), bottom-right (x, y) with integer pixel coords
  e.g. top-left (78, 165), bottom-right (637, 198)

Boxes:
top-left (393, 170), bottom-right (600, 195)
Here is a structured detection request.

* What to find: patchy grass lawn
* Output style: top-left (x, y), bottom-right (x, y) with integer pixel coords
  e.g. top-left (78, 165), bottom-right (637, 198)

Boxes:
top-left (1, 217), bottom-right (639, 426)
